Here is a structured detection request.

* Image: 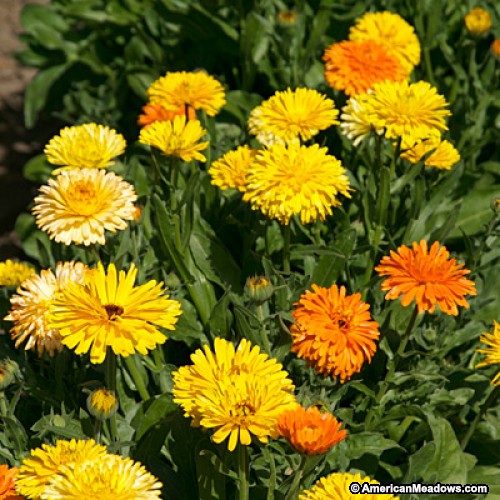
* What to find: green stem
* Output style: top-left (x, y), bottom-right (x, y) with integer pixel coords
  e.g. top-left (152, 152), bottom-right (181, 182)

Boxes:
top-left (170, 158), bottom-right (182, 250)
top-left (423, 46), bottom-right (436, 87)
top-left (285, 455), bottom-right (308, 500)
top-left (0, 392), bottom-right (8, 417)
top-left (266, 446), bottom-right (276, 500)
top-left (105, 349), bottom-right (118, 441)
top-left (238, 444), bottom-right (249, 500)
top-left (256, 303), bottom-right (271, 355)
top-left (124, 355), bottom-right (150, 402)
top-left (283, 224), bottom-right (291, 273)
top-left (461, 385), bottom-right (499, 450)
top-left (152, 348), bottom-right (169, 393)
top-left (93, 418), bottom-right (102, 444)
top-left (390, 137), bottom-right (402, 180)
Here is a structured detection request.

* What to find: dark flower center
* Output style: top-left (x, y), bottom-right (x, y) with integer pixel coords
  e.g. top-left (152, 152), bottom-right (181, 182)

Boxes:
top-left (104, 304), bottom-right (124, 320)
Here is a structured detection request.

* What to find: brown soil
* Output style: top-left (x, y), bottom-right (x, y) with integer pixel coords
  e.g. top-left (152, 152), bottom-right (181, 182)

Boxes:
top-left (0, 0), bottom-right (50, 260)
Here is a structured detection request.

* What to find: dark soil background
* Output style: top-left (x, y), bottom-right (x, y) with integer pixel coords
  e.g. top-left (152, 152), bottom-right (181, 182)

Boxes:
top-left (0, 0), bottom-right (53, 260)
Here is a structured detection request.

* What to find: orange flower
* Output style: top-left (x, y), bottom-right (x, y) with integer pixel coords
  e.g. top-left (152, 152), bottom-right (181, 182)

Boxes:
top-left (491, 39), bottom-right (500, 60)
top-left (277, 406), bottom-right (347, 455)
top-left (0, 464), bottom-right (23, 500)
top-left (323, 40), bottom-right (407, 96)
top-left (375, 240), bottom-right (476, 315)
top-left (138, 102), bottom-right (196, 128)
top-left (290, 284), bottom-right (380, 382)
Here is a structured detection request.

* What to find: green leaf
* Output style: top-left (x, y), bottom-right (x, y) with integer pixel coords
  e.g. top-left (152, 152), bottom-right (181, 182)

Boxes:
top-left (133, 393), bottom-right (178, 441)
top-left (208, 292), bottom-right (233, 339)
top-left (23, 154), bottom-right (53, 183)
top-left (196, 450), bottom-right (227, 500)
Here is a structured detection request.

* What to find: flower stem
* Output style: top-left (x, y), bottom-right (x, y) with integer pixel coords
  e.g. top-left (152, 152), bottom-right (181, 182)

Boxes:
top-left (152, 348), bottom-right (169, 392)
top-left (124, 355), bottom-right (150, 402)
top-left (105, 349), bottom-right (118, 441)
top-left (238, 443), bottom-right (250, 500)
top-left (256, 303), bottom-right (271, 355)
top-left (170, 158), bottom-right (182, 250)
top-left (0, 392), bottom-right (8, 417)
top-left (94, 418), bottom-right (102, 444)
top-left (283, 224), bottom-right (291, 273)
top-left (285, 454), bottom-right (308, 500)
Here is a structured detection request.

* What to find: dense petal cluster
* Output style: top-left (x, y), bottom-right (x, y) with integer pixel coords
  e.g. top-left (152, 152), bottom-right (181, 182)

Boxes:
top-left (0, 260), bottom-right (34, 287)
top-left (173, 337), bottom-right (296, 451)
top-left (44, 123), bottom-right (126, 171)
top-left (375, 240), bottom-right (476, 315)
top-left (0, 464), bottom-right (23, 500)
top-left (148, 71), bottom-right (226, 116)
top-left (349, 11), bottom-right (421, 74)
top-left (323, 40), bottom-right (407, 96)
top-left (242, 143), bottom-right (351, 225)
top-left (248, 88), bottom-right (339, 145)
top-left (138, 102), bottom-right (196, 128)
top-left (400, 133), bottom-right (461, 170)
top-left (33, 168), bottom-right (137, 246)
top-left (300, 472), bottom-right (399, 499)
top-left (277, 406), bottom-right (347, 455)
top-left (464, 7), bottom-right (492, 35)
top-left (5, 262), bottom-right (87, 357)
top-left (208, 145), bottom-right (258, 192)
top-left (49, 263), bottom-right (182, 364)
top-left (290, 284), bottom-right (380, 382)
top-left (139, 115), bottom-right (208, 162)
top-left (476, 321), bottom-right (500, 385)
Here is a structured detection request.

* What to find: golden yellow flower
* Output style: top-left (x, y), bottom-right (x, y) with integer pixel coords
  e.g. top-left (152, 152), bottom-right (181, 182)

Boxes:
top-left (139, 115), bottom-right (208, 162)
top-left (368, 80), bottom-right (451, 145)
top-left (148, 70), bottom-right (226, 116)
top-left (16, 439), bottom-right (108, 499)
top-left (41, 454), bottom-right (162, 499)
top-left (44, 123), bottom-right (126, 171)
top-left (476, 321), bottom-right (500, 385)
top-left (400, 133), bottom-right (461, 170)
top-left (300, 471), bottom-right (399, 499)
top-left (349, 11), bottom-right (421, 74)
top-left (208, 145), bottom-right (257, 192)
top-left (242, 143), bottom-right (351, 225)
top-left (87, 388), bottom-right (119, 420)
top-left (277, 10), bottom-right (297, 26)
top-left (173, 337), bottom-right (296, 452)
top-left (32, 168), bottom-right (137, 246)
top-left (4, 262), bottom-right (87, 357)
top-left (248, 88), bottom-right (339, 146)
top-left (465, 7), bottom-right (492, 35)
top-left (0, 260), bottom-right (35, 287)
top-left (340, 92), bottom-right (384, 146)
top-left (49, 262), bottom-right (182, 364)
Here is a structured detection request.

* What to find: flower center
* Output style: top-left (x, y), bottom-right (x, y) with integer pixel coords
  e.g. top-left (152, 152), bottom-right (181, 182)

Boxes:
top-left (67, 180), bottom-right (101, 215)
top-left (231, 401), bottom-right (256, 417)
top-left (104, 304), bottom-right (124, 320)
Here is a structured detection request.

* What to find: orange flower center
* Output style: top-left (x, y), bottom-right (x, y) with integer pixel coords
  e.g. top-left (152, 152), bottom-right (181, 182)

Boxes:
top-left (67, 180), bottom-right (101, 215)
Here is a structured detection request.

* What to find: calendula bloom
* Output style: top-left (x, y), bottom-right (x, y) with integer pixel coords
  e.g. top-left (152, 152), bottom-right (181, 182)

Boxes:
top-left (277, 406), bottom-right (347, 455)
top-left (138, 102), bottom-right (196, 128)
top-left (0, 260), bottom-right (34, 287)
top-left (375, 240), bottom-right (477, 315)
top-left (291, 285), bottom-right (379, 382)
top-left (209, 145), bottom-right (257, 192)
top-left (248, 88), bottom-right (339, 146)
top-left (349, 11), bottom-right (421, 74)
top-left (33, 168), bottom-right (137, 246)
top-left (0, 464), bottom-right (23, 500)
top-left (41, 454), bottom-right (162, 499)
top-left (173, 337), bottom-right (296, 452)
top-left (148, 70), bottom-right (226, 116)
top-left (400, 133), bottom-right (460, 170)
top-left (323, 40), bottom-right (407, 96)
top-left (139, 115), bottom-right (208, 162)
top-left (5, 262), bottom-right (87, 357)
top-left (491, 39), bottom-right (500, 60)
top-left (367, 80), bottom-right (451, 145)
top-left (340, 92), bottom-right (384, 146)
top-left (476, 321), bottom-right (500, 385)
top-left (464, 7), bottom-right (492, 35)
top-left (49, 262), bottom-right (182, 364)
top-left (242, 143), bottom-right (351, 225)
top-left (87, 388), bottom-right (119, 420)
top-left (300, 472), bottom-right (398, 499)
top-left (44, 123), bottom-right (126, 171)
top-left (16, 439), bottom-right (108, 499)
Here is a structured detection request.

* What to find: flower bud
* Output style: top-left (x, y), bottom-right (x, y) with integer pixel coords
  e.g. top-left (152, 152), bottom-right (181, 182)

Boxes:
top-left (464, 7), bottom-right (491, 36)
top-left (245, 275), bottom-right (273, 303)
top-left (87, 388), bottom-right (119, 420)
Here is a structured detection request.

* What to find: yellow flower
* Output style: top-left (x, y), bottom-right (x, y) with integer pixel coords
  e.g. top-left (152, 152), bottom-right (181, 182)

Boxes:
top-left (4, 262), bottom-right (87, 357)
top-left (32, 168), bottom-right (137, 246)
top-left (368, 80), bottom-right (451, 145)
top-left (49, 262), bottom-right (182, 364)
top-left (476, 321), bottom-right (500, 385)
top-left (349, 10), bottom-right (421, 74)
top-left (248, 88), bottom-right (339, 146)
top-left (300, 471), bottom-right (399, 499)
top-left (242, 143), bottom-right (351, 225)
top-left (148, 70), bottom-right (226, 116)
top-left (16, 439), bottom-right (108, 499)
top-left (173, 337), bottom-right (296, 452)
top-left (465, 7), bottom-right (492, 35)
top-left (87, 388), bottom-right (119, 420)
top-left (208, 145), bottom-right (257, 192)
top-left (0, 260), bottom-right (35, 287)
top-left (340, 92), bottom-right (384, 146)
top-left (277, 10), bottom-right (297, 26)
top-left (44, 123), bottom-right (126, 172)
top-left (139, 115), bottom-right (208, 162)
top-left (41, 454), bottom-right (162, 499)
top-left (400, 133), bottom-right (461, 170)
